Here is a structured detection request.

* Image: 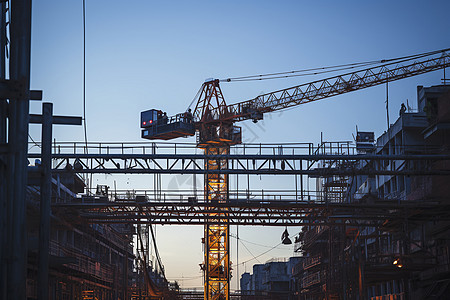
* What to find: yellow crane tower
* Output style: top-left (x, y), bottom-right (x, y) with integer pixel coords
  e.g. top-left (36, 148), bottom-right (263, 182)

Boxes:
top-left (140, 48), bottom-right (450, 300)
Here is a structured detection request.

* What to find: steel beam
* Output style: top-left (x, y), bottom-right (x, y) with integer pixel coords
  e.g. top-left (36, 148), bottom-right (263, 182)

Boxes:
top-left (42, 168), bottom-right (450, 176)
top-left (29, 113), bottom-right (81, 125)
top-left (27, 151), bottom-right (450, 175)
top-left (37, 103), bottom-right (52, 300)
top-left (53, 200), bottom-right (450, 226)
top-left (0, 1), bottom-right (7, 298)
top-left (7, 1), bottom-right (31, 299)
top-left (27, 152), bottom-right (450, 160)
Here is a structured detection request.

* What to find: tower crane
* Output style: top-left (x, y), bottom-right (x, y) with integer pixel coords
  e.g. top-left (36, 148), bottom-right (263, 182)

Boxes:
top-left (140, 48), bottom-right (450, 300)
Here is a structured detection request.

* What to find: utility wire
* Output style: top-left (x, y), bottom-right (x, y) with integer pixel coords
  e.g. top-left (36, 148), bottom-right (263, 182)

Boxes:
top-left (82, 0), bottom-right (88, 151)
top-left (82, 0), bottom-right (94, 193)
top-left (238, 241), bottom-right (283, 266)
top-left (235, 229), bottom-right (302, 267)
top-left (168, 275), bottom-right (203, 281)
top-left (238, 239), bottom-right (261, 264)
top-left (230, 233), bottom-right (286, 250)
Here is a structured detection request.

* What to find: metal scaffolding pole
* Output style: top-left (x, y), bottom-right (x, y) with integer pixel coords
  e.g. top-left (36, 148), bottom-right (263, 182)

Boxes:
top-left (0, 2), bottom-right (7, 299)
top-left (7, 0), bottom-right (32, 298)
top-left (38, 103), bottom-right (53, 300)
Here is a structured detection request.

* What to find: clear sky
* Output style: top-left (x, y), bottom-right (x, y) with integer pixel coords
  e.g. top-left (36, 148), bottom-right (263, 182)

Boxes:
top-left (29, 0), bottom-right (450, 290)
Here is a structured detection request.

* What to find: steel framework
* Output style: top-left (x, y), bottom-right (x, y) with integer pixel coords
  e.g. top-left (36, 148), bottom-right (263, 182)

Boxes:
top-left (216, 49), bottom-right (450, 122)
top-left (54, 200), bottom-right (450, 226)
top-left (203, 147), bottom-right (230, 300)
top-left (27, 142), bottom-right (450, 176)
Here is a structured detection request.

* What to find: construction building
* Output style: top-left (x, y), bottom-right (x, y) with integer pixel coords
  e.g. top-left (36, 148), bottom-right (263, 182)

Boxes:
top-left (240, 257), bottom-right (302, 300)
top-left (1, 3), bottom-right (449, 299)
top-left (294, 85), bottom-right (450, 299)
top-left (25, 171), bottom-right (170, 299)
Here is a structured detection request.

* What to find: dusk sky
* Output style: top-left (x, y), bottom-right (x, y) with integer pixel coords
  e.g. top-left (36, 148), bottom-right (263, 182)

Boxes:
top-left (29, 0), bottom-right (450, 290)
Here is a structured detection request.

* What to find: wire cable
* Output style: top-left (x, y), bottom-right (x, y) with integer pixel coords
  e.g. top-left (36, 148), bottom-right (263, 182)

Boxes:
top-left (82, 0), bottom-right (88, 151)
top-left (221, 48), bottom-right (450, 83)
top-left (238, 239), bottom-right (261, 263)
top-left (168, 274), bottom-right (203, 281)
top-left (187, 84), bottom-right (203, 111)
top-left (222, 61), bottom-right (379, 82)
top-left (28, 133), bottom-right (40, 151)
top-left (238, 241), bottom-right (283, 266)
top-left (150, 224), bottom-right (166, 279)
top-left (225, 62), bottom-right (379, 82)
top-left (230, 233), bottom-right (286, 250)
top-left (235, 229), bottom-right (302, 267)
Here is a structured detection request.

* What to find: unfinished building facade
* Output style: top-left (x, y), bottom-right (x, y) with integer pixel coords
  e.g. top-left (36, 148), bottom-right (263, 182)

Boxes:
top-left (296, 85), bottom-right (450, 300)
top-left (26, 172), bottom-right (136, 299)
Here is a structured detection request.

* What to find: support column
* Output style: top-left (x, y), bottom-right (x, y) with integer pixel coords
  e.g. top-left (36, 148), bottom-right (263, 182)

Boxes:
top-left (0, 2), bottom-right (8, 298)
top-left (7, 0), bottom-right (32, 299)
top-left (38, 102), bottom-right (53, 300)
top-left (204, 146), bottom-right (230, 300)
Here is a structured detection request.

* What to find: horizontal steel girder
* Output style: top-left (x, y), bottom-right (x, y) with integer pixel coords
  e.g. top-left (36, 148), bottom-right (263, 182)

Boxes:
top-left (53, 200), bottom-right (450, 226)
top-left (27, 153), bottom-right (450, 175)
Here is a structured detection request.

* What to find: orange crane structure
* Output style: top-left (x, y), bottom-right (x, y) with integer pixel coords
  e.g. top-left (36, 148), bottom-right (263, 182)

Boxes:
top-left (140, 48), bottom-right (450, 300)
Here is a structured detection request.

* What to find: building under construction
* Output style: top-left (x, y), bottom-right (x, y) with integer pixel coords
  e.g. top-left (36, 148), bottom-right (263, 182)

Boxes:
top-left (291, 85), bottom-right (450, 300)
top-left (234, 85), bottom-right (450, 300)
top-left (26, 172), bottom-right (136, 299)
top-left (1, 1), bottom-right (450, 300)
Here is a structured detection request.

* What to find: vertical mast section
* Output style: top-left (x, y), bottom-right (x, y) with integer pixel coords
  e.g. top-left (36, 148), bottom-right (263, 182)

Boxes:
top-left (204, 146), bottom-right (230, 300)
top-left (195, 80), bottom-right (240, 300)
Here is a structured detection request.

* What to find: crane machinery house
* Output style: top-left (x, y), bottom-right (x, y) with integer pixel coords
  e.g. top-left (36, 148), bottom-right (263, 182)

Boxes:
top-left (141, 109), bottom-right (195, 140)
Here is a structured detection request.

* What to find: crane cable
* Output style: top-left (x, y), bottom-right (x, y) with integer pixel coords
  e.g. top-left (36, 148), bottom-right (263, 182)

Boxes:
top-left (222, 61), bottom-right (379, 82)
top-left (149, 224), bottom-right (166, 279)
top-left (186, 84), bottom-right (203, 111)
top-left (220, 48), bottom-right (450, 82)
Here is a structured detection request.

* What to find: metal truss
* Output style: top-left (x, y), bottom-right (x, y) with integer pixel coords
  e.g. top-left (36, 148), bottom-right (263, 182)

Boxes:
top-left (222, 49), bottom-right (450, 122)
top-left (203, 146), bottom-right (230, 300)
top-left (54, 200), bottom-right (450, 227)
top-left (28, 152), bottom-right (450, 176)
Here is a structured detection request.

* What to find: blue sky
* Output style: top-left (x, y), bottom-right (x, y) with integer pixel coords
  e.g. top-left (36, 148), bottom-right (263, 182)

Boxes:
top-left (29, 0), bottom-right (450, 290)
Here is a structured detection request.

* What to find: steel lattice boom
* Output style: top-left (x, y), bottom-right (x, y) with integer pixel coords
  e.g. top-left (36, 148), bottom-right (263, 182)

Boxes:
top-left (215, 49), bottom-right (450, 123)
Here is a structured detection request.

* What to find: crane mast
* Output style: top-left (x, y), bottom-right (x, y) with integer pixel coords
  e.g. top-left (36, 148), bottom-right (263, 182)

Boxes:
top-left (195, 80), bottom-right (240, 300)
top-left (140, 48), bottom-right (450, 300)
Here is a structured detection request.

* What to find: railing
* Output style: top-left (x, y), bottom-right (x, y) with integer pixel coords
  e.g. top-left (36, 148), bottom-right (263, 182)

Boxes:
top-left (48, 240), bottom-right (115, 283)
top-left (54, 187), bottom-right (333, 204)
top-left (302, 271), bottom-right (322, 288)
top-left (265, 257), bottom-right (289, 263)
top-left (370, 293), bottom-right (405, 300)
top-left (28, 141), bottom-right (322, 156)
top-left (303, 226), bottom-right (327, 246)
top-left (303, 255), bottom-right (322, 270)
top-left (27, 140), bottom-right (445, 157)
